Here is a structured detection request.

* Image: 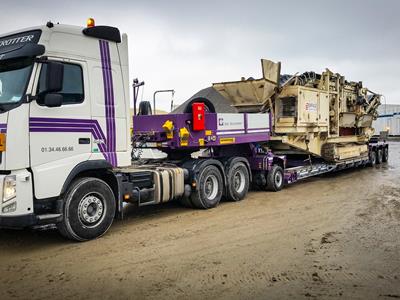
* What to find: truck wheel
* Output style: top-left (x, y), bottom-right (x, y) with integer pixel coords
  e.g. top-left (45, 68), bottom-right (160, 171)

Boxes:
top-left (226, 162), bottom-right (249, 201)
top-left (382, 147), bottom-right (389, 163)
top-left (57, 177), bottom-right (116, 241)
top-left (267, 165), bottom-right (284, 192)
top-left (369, 150), bottom-right (377, 166)
top-left (178, 196), bottom-right (194, 208)
top-left (376, 149), bottom-right (383, 164)
top-left (191, 165), bottom-right (223, 209)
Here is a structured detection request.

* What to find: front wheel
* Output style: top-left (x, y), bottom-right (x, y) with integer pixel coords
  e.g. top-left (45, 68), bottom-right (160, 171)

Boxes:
top-left (57, 177), bottom-right (116, 241)
top-left (266, 165), bottom-right (284, 192)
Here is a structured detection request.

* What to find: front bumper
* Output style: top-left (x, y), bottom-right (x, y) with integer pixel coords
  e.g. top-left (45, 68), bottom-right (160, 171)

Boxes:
top-left (0, 213), bottom-right (38, 228)
top-left (0, 212), bottom-right (62, 229)
top-left (0, 170), bottom-right (63, 229)
top-left (0, 169), bottom-right (34, 220)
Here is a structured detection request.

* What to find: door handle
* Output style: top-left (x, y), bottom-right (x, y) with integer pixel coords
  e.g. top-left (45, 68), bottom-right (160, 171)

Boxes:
top-left (79, 138), bottom-right (90, 144)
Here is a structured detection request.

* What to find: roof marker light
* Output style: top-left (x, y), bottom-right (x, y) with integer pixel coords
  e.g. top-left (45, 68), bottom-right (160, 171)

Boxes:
top-left (87, 18), bottom-right (95, 28)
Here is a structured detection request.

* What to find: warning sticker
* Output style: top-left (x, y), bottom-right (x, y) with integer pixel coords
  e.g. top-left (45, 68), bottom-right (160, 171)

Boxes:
top-left (305, 102), bottom-right (317, 112)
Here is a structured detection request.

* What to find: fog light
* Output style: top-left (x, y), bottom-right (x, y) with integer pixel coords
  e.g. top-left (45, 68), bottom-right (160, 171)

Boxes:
top-left (2, 201), bottom-right (16, 213)
top-left (3, 175), bottom-right (16, 202)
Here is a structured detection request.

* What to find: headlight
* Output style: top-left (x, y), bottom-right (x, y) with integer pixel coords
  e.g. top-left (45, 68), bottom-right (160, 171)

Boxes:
top-left (3, 175), bottom-right (16, 202)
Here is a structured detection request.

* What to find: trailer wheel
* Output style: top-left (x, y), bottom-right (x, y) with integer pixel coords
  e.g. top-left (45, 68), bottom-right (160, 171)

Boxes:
top-left (226, 162), bottom-right (249, 201)
top-left (376, 149), bottom-right (383, 164)
top-left (191, 165), bottom-right (223, 209)
top-left (267, 165), bottom-right (284, 192)
top-left (369, 150), bottom-right (377, 166)
top-left (382, 147), bottom-right (389, 163)
top-left (57, 177), bottom-right (116, 241)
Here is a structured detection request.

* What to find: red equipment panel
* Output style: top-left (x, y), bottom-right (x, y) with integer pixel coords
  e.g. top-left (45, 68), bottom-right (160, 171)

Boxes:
top-left (192, 102), bottom-right (205, 131)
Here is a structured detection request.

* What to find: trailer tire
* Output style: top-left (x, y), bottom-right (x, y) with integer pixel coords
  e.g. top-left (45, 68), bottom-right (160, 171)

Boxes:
top-left (382, 147), bottom-right (389, 163)
top-left (376, 149), bottom-right (383, 164)
top-left (369, 150), bottom-right (377, 166)
top-left (266, 165), bottom-right (284, 192)
top-left (57, 177), bottom-right (116, 241)
top-left (190, 165), bottom-right (223, 209)
top-left (226, 162), bottom-right (249, 201)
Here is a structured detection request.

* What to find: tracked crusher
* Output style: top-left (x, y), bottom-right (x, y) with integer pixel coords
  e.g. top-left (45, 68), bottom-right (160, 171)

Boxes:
top-left (193, 59), bottom-right (381, 162)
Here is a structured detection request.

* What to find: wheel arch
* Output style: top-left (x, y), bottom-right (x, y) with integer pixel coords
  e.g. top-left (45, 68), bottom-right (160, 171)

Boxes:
top-left (272, 156), bottom-right (285, 170)
top-left (183, 158), bottom-right (227, 191)
top-left (61, 160), bottom-right (119, 205)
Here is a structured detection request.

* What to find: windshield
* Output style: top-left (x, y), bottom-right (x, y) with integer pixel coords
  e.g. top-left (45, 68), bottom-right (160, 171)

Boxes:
top-left (0, 58), bottom-right (33, 104)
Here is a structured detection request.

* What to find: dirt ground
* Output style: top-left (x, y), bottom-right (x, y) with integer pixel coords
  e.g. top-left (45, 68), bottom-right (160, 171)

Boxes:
top-left (0, 143), bottom-right (399, 300)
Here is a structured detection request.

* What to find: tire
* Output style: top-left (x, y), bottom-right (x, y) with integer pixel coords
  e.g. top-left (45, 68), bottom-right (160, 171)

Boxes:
top-left (138, 101), bottom-right (152, 115)
top-left (266, 165), bottom-right (284, 192)
top-left (376, 149), bottom-right (383, 164)
top-left (178, 195), bottom-right (194, 208)
top-left (382, 147), bottom-right (389, 163)
top-left (226, 162), bottom-right (250, 201)
top-left (252, 172), bottom-right (266, 191)
top-left (190, 165), bottom-right (223, 209)
top-left (369, 150), bottom-right (377, 166)
top-left (57, 177), bottom-right (116, 241)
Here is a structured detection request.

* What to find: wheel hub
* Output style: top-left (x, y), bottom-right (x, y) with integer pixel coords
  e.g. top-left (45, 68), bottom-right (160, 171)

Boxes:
top-left (204, 175), bottom-right (218, 200)
top-left (78, 194), bottom-right (104, 225)
top-left (275, 172), bottom-right (283, 186)
top-left (233, 170), bottom-right (245, 193)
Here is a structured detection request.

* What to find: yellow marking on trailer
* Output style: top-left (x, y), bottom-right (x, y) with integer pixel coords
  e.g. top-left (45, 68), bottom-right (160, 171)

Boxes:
top-left (198, 138), bottom-right (205, 146)
top-left (162, 120), bottom-right (174, 139)
top-left (219, 137), bottom-right (235, 145)
top-left (179, 127), bottom-right (189, 146)
top-left (205, 130), bottom-right (212, 136)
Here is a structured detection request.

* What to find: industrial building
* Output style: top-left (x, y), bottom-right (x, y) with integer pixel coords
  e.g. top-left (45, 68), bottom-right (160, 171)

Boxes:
top-left (374, 104), bottom-right (400, 136)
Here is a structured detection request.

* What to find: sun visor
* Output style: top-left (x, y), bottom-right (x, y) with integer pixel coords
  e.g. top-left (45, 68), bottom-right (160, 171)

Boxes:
top-left (0, 30), bottom-right (44, 60)
top-left (0, 43), bottom-right (45, 61)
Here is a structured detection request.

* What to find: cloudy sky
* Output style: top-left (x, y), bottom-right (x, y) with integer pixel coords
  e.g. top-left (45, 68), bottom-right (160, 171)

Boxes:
top-left (1, 0), bottom-right (399, 111)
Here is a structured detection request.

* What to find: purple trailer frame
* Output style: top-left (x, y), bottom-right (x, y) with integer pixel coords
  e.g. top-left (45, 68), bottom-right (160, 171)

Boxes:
top-left (132, 112), bottom-right (388, 187)
top-left (133, 113), bottom-right (271, 150)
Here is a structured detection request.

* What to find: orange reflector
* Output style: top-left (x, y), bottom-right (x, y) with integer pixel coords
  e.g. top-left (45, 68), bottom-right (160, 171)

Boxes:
top-left (123, 194), bottom-right (130, 200)
top-left (0, 133), bottom-right (6, 152)
top-left (87, 18), bottom-right (95, 28)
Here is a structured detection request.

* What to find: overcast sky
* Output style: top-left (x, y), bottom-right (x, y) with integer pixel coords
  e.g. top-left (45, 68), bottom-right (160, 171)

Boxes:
top-left (1, 0), bottom-right (399, 111)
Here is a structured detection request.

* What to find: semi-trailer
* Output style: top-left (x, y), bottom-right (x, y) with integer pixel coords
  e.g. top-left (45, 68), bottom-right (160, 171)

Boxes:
top-left (0, 19), bottom-right (388, 241)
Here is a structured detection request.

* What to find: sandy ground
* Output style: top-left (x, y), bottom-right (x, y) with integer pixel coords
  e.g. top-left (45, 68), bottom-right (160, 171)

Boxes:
top-left (0, 143), bottom-right (399, 300)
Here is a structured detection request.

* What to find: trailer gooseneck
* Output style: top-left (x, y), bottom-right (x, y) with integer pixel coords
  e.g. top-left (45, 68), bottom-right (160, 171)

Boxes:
top-left (0, 19), bottom-right (388, 241)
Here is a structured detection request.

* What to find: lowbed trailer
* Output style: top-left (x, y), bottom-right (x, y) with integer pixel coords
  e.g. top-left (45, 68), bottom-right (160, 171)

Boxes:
top-left (131, 106), bottom-right (388, 200)
top-left (0, 20), bottom-right (388, 241)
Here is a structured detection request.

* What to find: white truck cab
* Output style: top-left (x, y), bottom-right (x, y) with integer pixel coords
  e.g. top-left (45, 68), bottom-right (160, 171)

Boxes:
top-left (0, 20), bottom-right (133, 238)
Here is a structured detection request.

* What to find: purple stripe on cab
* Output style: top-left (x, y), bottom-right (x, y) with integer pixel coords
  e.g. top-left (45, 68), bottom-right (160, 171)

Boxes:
top-left (0, 123), bottom-right (6, 133)
top-left (30, 118), bottom-right (107, 141)
top-left (29, 118), bottom-right (108, 160)
top-left (99, 39), bottom-right (117, 166)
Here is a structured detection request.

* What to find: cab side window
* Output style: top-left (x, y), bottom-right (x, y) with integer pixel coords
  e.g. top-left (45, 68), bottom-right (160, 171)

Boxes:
top-left (37, 63), bottom-right (84, 105)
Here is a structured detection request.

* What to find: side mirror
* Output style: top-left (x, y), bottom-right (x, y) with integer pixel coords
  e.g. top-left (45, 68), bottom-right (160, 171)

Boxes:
top-left (44, 93), bottom-right (63, 108)
top-left (45, 62), bottom-right (64, 93)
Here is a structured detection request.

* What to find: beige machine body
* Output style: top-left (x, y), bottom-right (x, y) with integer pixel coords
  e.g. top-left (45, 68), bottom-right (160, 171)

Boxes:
top-left (212, 59), bottom-right (381, 162)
